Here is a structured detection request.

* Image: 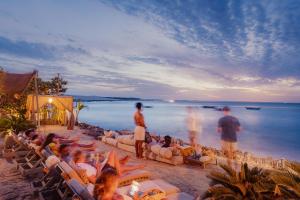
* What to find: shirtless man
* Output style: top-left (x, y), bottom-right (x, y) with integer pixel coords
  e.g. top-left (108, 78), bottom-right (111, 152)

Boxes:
top-left (133, 102), bottom-right (146, 158)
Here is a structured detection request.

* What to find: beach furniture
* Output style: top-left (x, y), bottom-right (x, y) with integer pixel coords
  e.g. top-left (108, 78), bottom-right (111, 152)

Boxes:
top-left (18, 150), bottom-right (44, 177)
top-left (146, 144), bottom-right (184, 165)
top-left (118, 170), bottom-right (151, 187)
top-left (117, 179), bottom-right (180, 196)
top-left (184, 155), bottom-right (216, 168)
top-left (31, 164), bottom-right (64, 196)
top-left (116, 135), bottom-right (136, 153)
top-left (102, 136), bottom-right (118, 147)
top-left (67, 179), bottom-right (95, 200)
top-left (166, 192), bottom-right (195, 200)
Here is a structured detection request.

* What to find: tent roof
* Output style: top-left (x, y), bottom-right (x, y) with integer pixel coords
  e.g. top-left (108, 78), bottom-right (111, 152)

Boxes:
top-left (0, 71), bottom-right (35, 96)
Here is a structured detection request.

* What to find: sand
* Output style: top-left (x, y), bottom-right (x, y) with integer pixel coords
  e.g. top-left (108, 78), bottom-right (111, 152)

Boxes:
top-left (0, 147), bottom-right (37, 200)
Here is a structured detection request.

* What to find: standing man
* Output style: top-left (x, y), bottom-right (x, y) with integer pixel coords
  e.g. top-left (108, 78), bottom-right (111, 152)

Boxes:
top-left (217, 106), bottom-right (241, 167)
top-left (134, 102), bottom-right (146, 159)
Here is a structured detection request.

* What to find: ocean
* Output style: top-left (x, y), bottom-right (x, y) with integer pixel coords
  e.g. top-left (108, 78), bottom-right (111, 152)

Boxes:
top-left (79, 100), bottom-right (300, 161)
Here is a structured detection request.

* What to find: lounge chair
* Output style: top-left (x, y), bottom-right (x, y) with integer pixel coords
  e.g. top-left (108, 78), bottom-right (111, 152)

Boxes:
top-left (166, 192), bottom-right (195, 200)
top-left (18, 151), bottom-right (44, 177)
top-left (118, 170), bottom-right (151, 187)
top-left (117, 179), bottom-right (180, 196)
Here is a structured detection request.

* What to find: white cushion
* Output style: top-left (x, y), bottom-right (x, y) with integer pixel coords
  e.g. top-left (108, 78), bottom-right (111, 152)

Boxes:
top-left (151, 144), bottom-right (161, 155)
top-left (159, 148), bottom-right (173, 159)
top-left (200, 156), bottom-right (211, 162)
top-left (45, 155), bottom-right (60, 168)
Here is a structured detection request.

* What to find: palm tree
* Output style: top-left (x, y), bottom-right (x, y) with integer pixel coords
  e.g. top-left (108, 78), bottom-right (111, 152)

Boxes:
top-left (74, 100), bottom-right (87, 125)
top-left (203, 163), bottom-right (276, 200)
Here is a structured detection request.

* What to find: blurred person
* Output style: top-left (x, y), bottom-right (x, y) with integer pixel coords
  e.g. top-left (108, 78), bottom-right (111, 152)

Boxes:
top-left (186, 106), bottom-right (201, 149)
top-left (217, 106), bottom-right (241, 167)
top-left (94, 168), bottom-right (124, 200)
top-left (133, 102), bottom-right (146, 158)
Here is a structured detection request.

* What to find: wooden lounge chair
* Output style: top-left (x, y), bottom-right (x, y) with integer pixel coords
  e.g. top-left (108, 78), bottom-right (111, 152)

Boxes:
top-left (37, 163), bottom-right (75, 200)
top-left (18, 151), bottom-right (44, 177)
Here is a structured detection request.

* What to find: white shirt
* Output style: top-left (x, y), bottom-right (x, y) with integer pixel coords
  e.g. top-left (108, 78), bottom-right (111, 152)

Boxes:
top-left (77, 163), bottom-right (97, 177)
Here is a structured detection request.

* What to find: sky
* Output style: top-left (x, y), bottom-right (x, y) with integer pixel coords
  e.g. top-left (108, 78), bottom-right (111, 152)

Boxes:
top-left (0, 0), bottom-right (300, 102)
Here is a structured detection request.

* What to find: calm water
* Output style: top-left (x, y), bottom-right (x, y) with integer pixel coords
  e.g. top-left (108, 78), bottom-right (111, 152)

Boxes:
top-left (79, 101), bottom-right (300, 161)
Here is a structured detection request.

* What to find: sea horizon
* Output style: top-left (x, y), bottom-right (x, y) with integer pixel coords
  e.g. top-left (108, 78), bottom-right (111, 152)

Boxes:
top-left (79, 100), bottom-right (300, 162)
top-left (72, 95), bottom-right (300, 104)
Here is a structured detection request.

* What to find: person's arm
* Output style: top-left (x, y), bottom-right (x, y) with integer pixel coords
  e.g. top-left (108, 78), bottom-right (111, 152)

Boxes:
top-left (217, 119), bottom-right (222, 133)
top-left (236, 119), bottom-right (241, 132)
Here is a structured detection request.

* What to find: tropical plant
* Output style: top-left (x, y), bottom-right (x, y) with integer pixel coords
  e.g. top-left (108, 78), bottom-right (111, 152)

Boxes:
top-left (203, 163), bottom-right (276, 200)
top-left (74, 100), bottom-right (87, 125)
top-left (269, 161), bottom-right (300, 198)
top-left (0, 116), bottom-right (36, 135)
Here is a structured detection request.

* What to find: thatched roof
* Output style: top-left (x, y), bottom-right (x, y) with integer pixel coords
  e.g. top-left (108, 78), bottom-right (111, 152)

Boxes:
top-left (0, 71), bottom-right (35, 97)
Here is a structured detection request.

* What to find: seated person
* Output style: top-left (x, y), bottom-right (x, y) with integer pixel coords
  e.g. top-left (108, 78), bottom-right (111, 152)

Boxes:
top-left (94, 168), bottom-right (124, 200)
top-left (161, 135), bottom-right (172, 148)
top-left (58, 144), bottom-right (72, 163)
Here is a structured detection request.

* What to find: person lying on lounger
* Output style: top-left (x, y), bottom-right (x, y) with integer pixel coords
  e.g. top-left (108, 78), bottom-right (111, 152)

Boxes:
top-left (39, 133), bottom-right (95, 155)
top-left (72, 150), bottom-right (145, 184)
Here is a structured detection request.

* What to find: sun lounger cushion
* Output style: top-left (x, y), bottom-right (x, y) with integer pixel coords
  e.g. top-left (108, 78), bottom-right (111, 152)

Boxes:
top-left (105, 138), bottom-right (118, 146)
top-left (119, 170), bottom-right (151, 187)
top-left (118, 135), bottom-right (135, 146)
top-left (151, 144), bottom-right (161, 155)
top-left (166, 192), bottom-right (194, 200)
top-left (117, 143), bottom-right (135, 153)
top-left (147, 153), bottom-right (183, 165)
top-left (159, 148), bottom-right (173, 159)
top-left (151, 179), bottom-right (180, 195)
top-left (45, 155), bottom-right (60, 168)
top-left (199, 156), bottom-right (211, 162)
top-left (150, 145), bottom-right (173, 159)
top-left (117, 180), bottom-right (166, 199)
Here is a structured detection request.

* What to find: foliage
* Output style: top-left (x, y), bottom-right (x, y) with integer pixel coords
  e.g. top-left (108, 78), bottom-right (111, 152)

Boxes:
top-left (27, 74), bottom-right (68, 95)
top-left (75, 100), bottom-right (87, 125)
top-left (203, 163), bottom-right (276, 200)
top-left (204, 162), bottom-right (300, 200)
top-left (0, 115), bottom-right (36, 135)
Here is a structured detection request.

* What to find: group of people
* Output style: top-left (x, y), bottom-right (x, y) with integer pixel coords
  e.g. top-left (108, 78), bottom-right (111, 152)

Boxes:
top-left (133, 102), bottom-right (241, 166)
top-left (20, 129), bottom-right (144, 200)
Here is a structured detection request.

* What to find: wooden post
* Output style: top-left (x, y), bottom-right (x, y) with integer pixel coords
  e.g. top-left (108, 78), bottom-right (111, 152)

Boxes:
top-left (57, 73), bottom-right (60, 96)
top-left (34, 71), bottom-right (40, 127)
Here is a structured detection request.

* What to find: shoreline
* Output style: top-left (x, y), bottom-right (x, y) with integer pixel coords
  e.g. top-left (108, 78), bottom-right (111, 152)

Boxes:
top-left (78, 122), bottom-right (298, 170)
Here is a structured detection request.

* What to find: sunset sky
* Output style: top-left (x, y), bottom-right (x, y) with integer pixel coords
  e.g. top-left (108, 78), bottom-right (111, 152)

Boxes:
top-left (0, 0), bottom-right (300, 102)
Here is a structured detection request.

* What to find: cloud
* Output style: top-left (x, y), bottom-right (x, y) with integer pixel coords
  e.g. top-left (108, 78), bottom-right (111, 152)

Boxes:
top-left (0, 0), bottom-right (300, 102)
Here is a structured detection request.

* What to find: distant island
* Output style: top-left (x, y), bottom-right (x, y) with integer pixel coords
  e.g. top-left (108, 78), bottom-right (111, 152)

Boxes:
top-left (73, 95), bottom-right (142, 102)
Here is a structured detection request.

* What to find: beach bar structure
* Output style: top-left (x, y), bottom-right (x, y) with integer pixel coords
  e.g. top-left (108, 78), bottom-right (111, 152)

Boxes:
top-left (0, 70), bottom-right (74, 129)
top-left (26, 94), bottom-right (74, 129)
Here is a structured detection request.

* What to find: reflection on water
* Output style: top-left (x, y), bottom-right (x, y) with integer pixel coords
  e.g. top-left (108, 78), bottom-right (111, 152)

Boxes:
top-left (79, 101), bottom-right (300, 161)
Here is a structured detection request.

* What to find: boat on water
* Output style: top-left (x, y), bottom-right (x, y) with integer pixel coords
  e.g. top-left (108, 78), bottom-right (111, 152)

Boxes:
top-left (214, 107), bottom-right (223, 111)
top-left (202, 105), bottom-right (216, 109)
top-left (144, 105), bottom-right (153, 108)
top-left (245, 106), bottom-right (261, 110)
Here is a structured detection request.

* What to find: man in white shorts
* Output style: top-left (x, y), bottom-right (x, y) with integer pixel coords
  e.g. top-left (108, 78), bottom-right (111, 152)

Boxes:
top-left (134, 102), bottom-right (146, 158)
